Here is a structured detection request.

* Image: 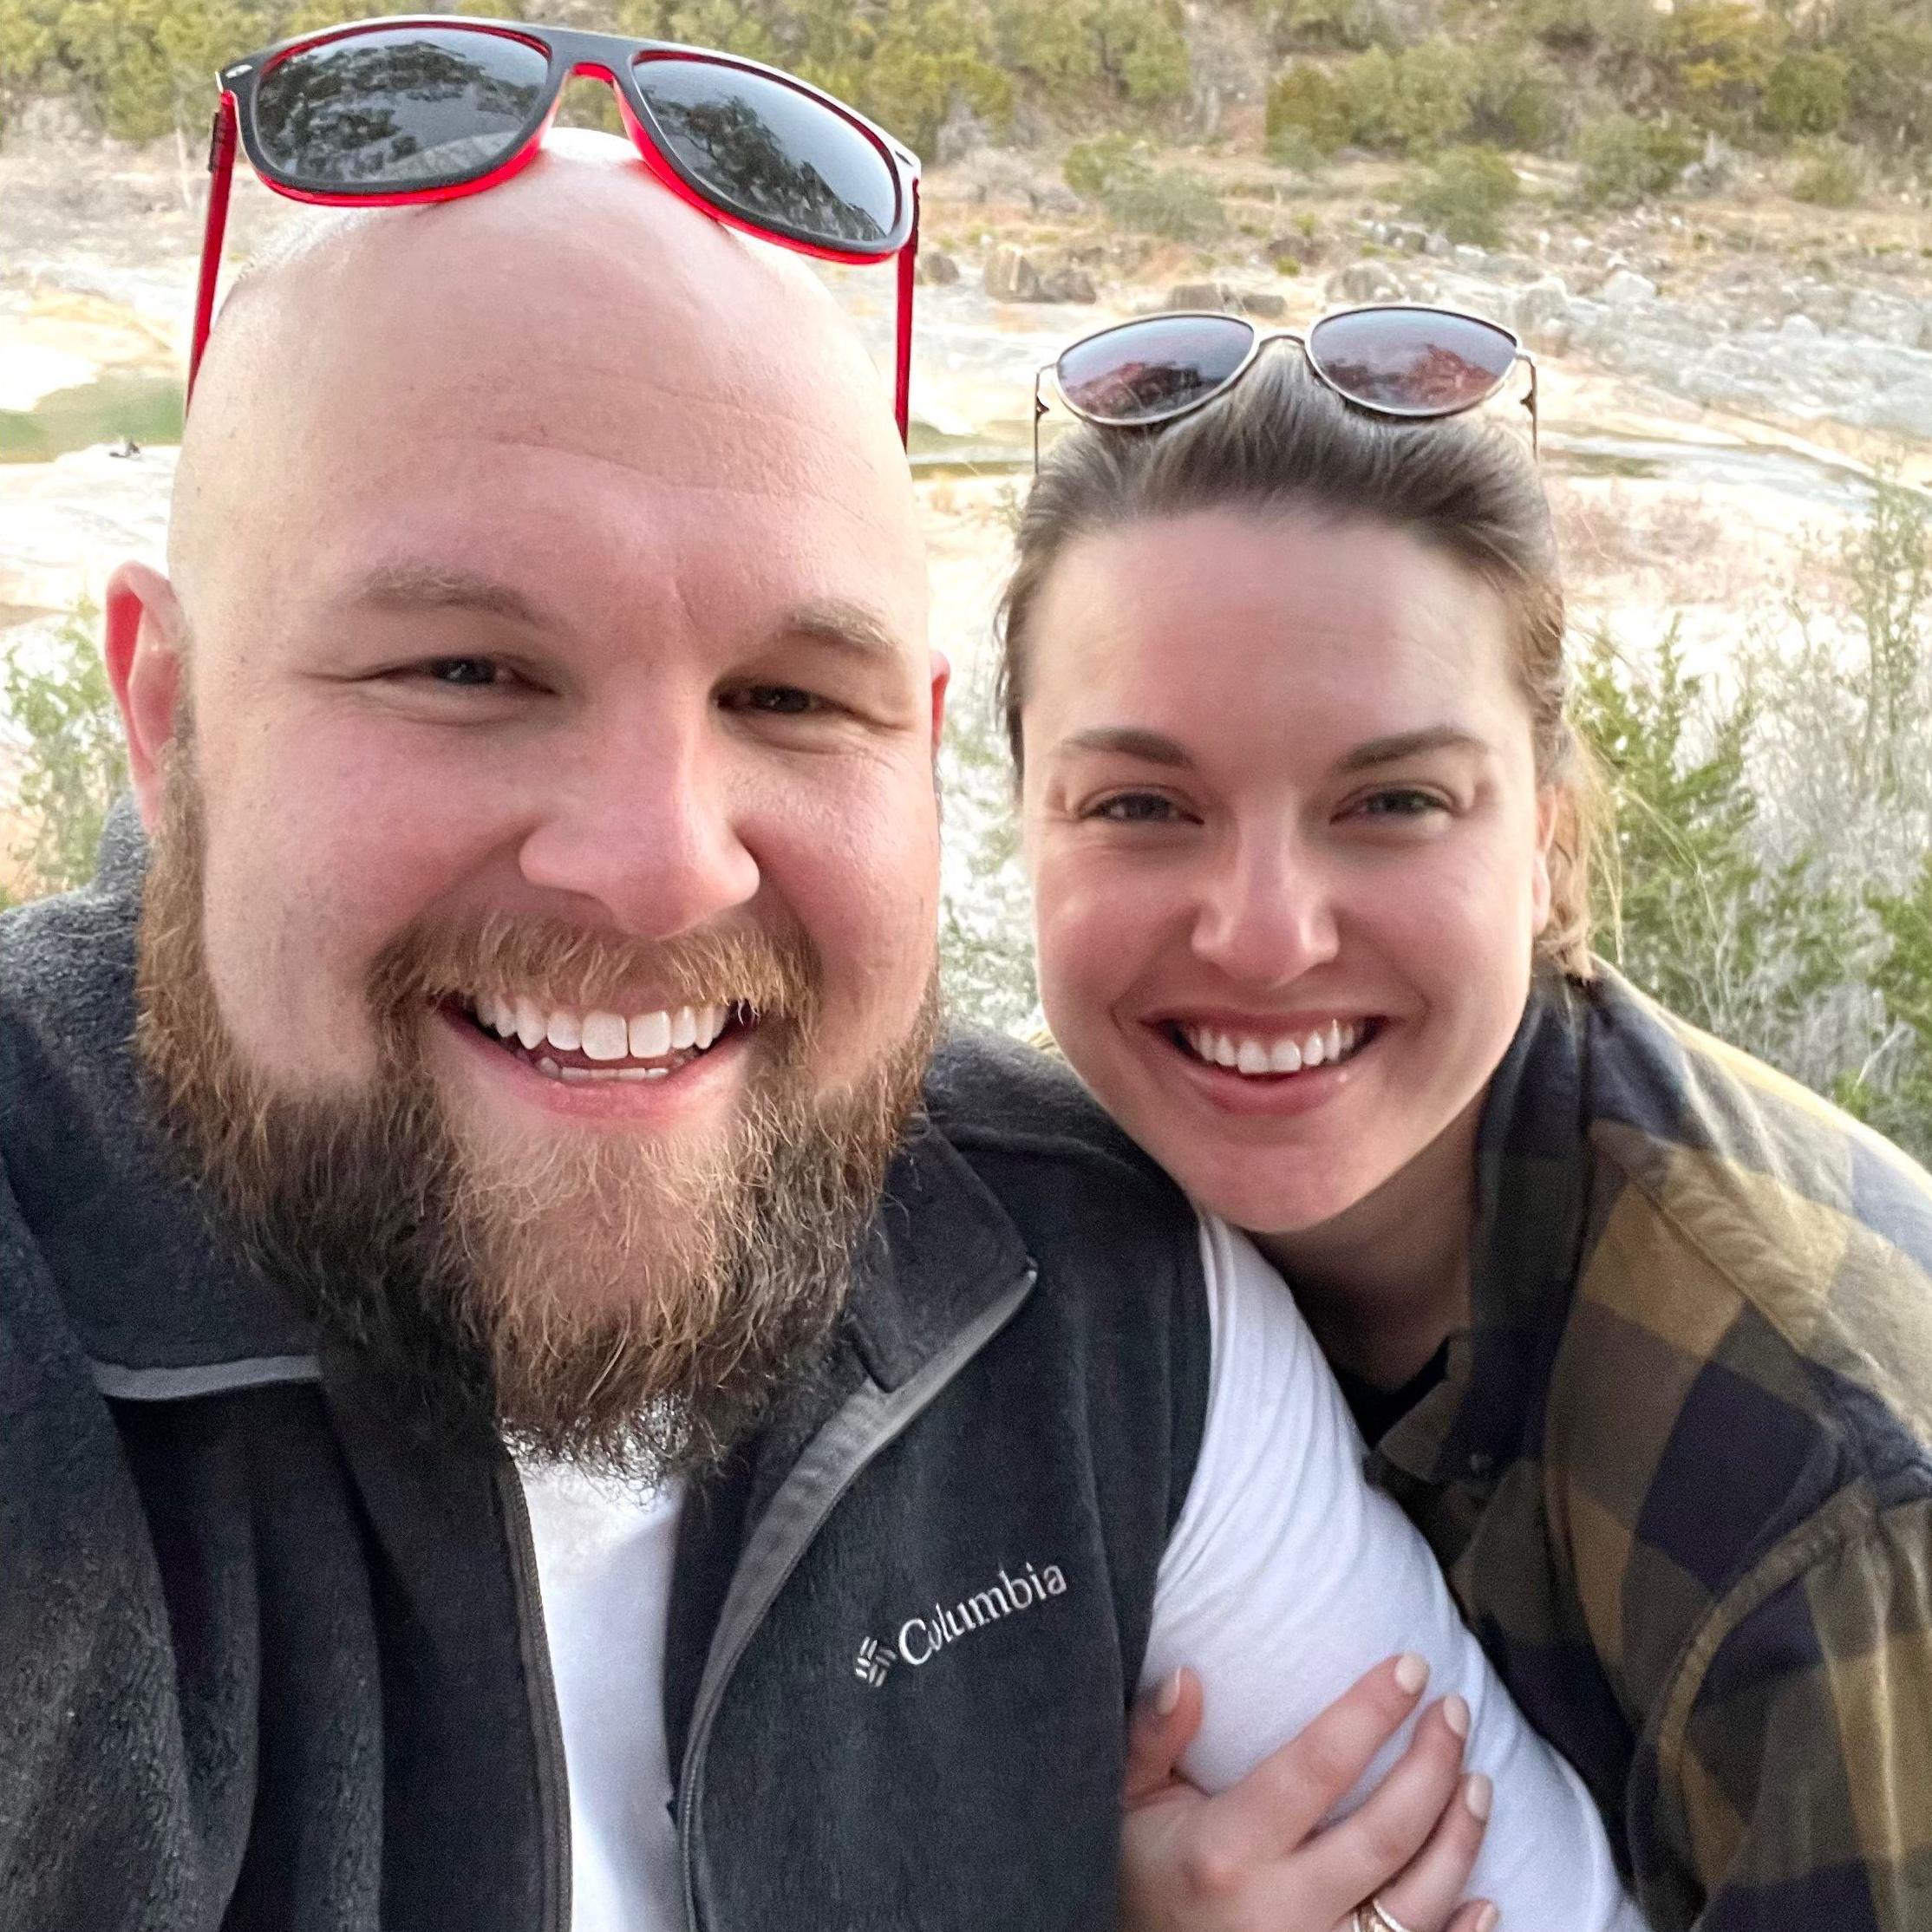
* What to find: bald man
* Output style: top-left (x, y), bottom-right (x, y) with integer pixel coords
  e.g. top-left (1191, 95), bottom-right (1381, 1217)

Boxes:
top-left (0, 138), bottom-right (1190, 1931)
top-left (0, 144), bottom-right (1614, 1932)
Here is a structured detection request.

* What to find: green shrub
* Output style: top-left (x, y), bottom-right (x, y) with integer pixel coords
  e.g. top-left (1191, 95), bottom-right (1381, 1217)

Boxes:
top-left (1836, 16), bottom-right (1932, 153)
top-left (1759, 50), bottom-right (1848, 140)
top-left (1063, 131), bottom-right (1140, 198)
top-left (1657, 0), bottom-right (1785, 130)
top-left (1102, 163), bottom-right (1227, 239)
top-left (1266, 61), bottom-right (1352, 153)
top-left (1335, 41), bottom-right (1477, 151)
top-left (1574, 111), bottom-right (1700, 206)
top-left (2, 604), bottom-right (127, 905)
top-left (1466, 40), bottom-right (1567, 151)
top-left (1400, 143), bottom-right (1520, 244)
top-left (992, 0), bottom-right (1191, 107)
top-left (1791, 138), bottom-right (1863, 206)
top-left (1524, 0), bottom-right (1658, 62)
top-left (1276, 0), bottom-right (1390, 53)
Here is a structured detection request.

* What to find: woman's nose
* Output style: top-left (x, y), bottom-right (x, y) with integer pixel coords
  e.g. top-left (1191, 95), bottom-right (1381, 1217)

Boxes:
top-left (1188, 834), bottom-right (1341, 988)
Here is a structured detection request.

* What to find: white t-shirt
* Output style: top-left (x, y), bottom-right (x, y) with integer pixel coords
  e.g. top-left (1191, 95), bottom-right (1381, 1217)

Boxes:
top-left (520, 1214), bottom-right (1640, 1932)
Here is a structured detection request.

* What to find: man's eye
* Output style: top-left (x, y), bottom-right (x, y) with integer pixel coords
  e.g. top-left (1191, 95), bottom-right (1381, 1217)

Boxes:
top-left (727, 686), bottom-right (820, 716)
top-left (424, 657), bottom-right (501, 687)
top-left (1089, 793), bottom-right (1183, 824)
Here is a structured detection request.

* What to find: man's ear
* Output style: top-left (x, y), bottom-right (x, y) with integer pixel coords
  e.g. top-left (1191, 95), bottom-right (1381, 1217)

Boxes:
top-left (928, 648), bottom-right (951, 761)
top-left (104, 560), bottom-right (187, 833)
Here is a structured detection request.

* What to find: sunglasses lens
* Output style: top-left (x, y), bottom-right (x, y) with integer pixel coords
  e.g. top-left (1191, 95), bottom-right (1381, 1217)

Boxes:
top-left (1307, 306), bottom-right (1518, 414)
top-left (633, 58), bottom-right (899, 251)
top-left (1055, 315), bottom-right (1254, 426)
top-left (252, 27), bottom-right (548, 190)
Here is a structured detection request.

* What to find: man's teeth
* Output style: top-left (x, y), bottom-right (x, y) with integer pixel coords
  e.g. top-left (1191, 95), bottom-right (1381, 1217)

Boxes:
top-left (1181, 1018), bottom-right (1365, 1076)
top-left (471, 995), bottom-right (733, 1064)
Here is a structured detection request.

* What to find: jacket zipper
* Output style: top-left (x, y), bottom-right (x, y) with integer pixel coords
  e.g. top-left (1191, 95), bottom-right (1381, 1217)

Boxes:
top-left (499, 1459), bottom-right (573, 1932)
top-left (675, 1266), bottom-right (1036, 1932)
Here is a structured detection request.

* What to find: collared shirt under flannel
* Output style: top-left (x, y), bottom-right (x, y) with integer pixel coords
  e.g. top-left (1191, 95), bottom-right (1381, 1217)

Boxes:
top-left (1367, 965), bottom-right (1932, 1932)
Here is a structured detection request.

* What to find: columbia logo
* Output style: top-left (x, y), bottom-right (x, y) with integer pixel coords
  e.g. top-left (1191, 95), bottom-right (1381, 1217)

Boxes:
top-left (852, 1557), bottom-right (1070, 1689)
top-left (854, 1635), bottom-right (897, 1687)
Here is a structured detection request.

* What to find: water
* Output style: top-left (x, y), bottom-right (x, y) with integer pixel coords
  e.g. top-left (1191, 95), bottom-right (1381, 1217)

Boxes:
top-left (0, 369), bottom-right (184, 464)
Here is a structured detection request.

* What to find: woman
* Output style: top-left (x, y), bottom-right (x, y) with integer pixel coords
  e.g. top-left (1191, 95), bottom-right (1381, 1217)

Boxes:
top-left (1000, 310), bottom-right (1932, 1931)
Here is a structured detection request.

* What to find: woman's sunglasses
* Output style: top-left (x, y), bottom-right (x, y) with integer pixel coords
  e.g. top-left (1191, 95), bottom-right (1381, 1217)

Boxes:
top-left (1033, 304), bottom-right (1537, 467)
top-left (193, 14), bottom-right (923, 440)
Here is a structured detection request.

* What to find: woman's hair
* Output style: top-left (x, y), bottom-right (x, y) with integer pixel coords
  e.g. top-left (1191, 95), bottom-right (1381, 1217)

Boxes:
top-left (995, 355), bottom-right (1601, 977)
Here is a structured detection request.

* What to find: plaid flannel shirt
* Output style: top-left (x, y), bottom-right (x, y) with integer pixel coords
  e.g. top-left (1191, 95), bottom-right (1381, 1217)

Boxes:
top-left (1368, 963), bottom-right (1932, 1931)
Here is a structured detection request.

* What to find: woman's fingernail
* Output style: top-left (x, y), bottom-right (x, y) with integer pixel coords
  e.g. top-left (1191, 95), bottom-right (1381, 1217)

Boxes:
top-left (1443, 1692), bottom-right (1471, 1738)
top-left (1394, 1653), bottom-right (1429, 1694)
top-left (1473, 1903), bottom-right (1498, 1932)
top-left (1156, 1669), bottom-right (1184, 1716)
top-left (1465, 1772), bottom-right (1492, 1821)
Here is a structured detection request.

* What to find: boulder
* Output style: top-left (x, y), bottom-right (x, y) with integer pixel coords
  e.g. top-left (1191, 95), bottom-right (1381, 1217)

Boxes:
top-left (1040, 267), bottom-right (1099, 304)
top-left (1779, 312), bottom-right (1824, 343)
top-left (1511, 277), bottom-right (1573, 354)
top-left (984, 245), bottom-right (1046, 303)
top-left (1168, 280), bottom-right (1227, 310)
top-left (1845, 290), bottom-right (1925, 349)
top-left (916, 250), bottom-right (961, 287)
top-left (1599, 268), bottom-right (1658, 308)
top-left (1329, 260), bottom-right (1405, 305)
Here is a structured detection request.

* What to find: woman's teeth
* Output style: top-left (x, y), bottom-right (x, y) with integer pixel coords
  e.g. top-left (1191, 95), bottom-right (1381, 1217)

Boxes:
top-left (467, 994), bottom-right (736, 1081)
top-left (1179, 1018), bottom-right (1367, 1076)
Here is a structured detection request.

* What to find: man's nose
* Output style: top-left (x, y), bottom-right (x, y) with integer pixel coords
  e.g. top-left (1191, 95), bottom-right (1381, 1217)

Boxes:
top-left (1188, 828), bottom-right (1341, 988)
top-left (514, 705), bottom-right (760, 940)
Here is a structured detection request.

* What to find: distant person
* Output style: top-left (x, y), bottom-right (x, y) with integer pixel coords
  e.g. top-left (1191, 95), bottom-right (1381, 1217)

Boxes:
top-left (1001, 311), bottom-right (1932, 1929)
top-left (0, 30), bottom-right (1640, 1931)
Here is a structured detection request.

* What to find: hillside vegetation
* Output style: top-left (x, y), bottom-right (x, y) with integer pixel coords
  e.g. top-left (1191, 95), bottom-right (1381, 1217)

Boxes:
top-left (4, 0), bottom-right (1930, 212)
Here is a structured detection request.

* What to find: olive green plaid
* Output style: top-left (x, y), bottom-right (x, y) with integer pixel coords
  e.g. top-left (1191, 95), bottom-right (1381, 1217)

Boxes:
top-left (1369, 965), bottom-right (1932, 1930)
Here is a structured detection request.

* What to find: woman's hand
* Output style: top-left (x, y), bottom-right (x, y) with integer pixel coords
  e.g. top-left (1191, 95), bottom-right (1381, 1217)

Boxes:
top-left (1121, 1656), bottom-right (1498, 1932)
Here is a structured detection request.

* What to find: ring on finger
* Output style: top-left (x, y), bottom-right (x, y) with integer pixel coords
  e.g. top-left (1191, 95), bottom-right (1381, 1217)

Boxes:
top-left (1356, 1896), bottom-right (1422, 1932)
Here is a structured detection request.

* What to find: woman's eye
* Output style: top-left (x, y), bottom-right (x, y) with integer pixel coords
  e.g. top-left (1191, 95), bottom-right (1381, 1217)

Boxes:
top-left (1089, 793), bottom-right (1184, 825)
top-left (1353, 788), bottom-right (1447, 819)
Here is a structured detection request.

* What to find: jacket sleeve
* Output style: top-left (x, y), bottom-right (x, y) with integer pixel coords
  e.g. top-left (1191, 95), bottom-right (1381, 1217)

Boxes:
top-left (1638, 1490), bottom-right (1932, 1932)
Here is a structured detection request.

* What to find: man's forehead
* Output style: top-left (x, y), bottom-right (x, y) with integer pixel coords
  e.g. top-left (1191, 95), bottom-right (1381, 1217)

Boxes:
top-left (172, 145), bottom-right (918, 620)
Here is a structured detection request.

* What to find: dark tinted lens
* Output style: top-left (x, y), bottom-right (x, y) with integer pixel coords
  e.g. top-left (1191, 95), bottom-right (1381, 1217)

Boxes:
top-left (1055, 315), bottom-right (1255, 425)
top-left (634, 58), bottom-right (897, 250)
top-left (1307, 307), bottom-right (1517, 415)
top-left (253, 27), bottom-right (548, 189)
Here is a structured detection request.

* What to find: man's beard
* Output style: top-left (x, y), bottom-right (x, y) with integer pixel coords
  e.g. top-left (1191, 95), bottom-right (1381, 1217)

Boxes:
top-left (134, 754), bottom-right (937, 1482)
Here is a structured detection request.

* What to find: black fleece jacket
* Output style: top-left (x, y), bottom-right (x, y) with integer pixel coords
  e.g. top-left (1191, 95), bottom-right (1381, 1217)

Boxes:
top-left (0, 812), bottom-right (1211, 1931)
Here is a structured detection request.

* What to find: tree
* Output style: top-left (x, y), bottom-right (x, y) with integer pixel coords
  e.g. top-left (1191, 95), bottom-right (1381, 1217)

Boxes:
top-left (2, 604), bottom-right (128, 906)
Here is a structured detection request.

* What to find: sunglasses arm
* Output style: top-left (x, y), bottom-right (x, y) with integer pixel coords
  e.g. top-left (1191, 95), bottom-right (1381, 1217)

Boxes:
top-left (893, 178), bottom-right (919, 447)
top-left (188, 93), bottom-right (239, 403)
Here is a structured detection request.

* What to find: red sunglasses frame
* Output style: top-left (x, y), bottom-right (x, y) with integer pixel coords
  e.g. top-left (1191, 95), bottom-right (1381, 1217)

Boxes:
top-left (191, 15), bottom-right (923, 441)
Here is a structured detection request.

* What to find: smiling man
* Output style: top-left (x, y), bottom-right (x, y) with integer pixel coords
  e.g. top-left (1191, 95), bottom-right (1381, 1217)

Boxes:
top-left (0, 139), bottom-right (1631, 1932)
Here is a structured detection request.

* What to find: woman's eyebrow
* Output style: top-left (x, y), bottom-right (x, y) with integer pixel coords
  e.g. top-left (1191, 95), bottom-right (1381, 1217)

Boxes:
top-left (1336, 726), bottom-right (1487, 773)
top-left (1058, 726), bottom-right (1193, 767)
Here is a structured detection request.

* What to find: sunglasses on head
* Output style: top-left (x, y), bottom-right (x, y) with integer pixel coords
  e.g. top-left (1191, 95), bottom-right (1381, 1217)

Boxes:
top-left (1033, 304), bottom-right (1537, 467)
top-left (192, 14), bottom-right (923, 440)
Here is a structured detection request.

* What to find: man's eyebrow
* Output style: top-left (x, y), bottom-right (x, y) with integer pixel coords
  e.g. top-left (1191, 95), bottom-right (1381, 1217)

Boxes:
top-left (346, 564), bottom-right (550, 628)
top-left (1336, 726), bottom-right (1488, 773)
top-left (778, 597), bottom-right (910, 663)
top-left (1056, 726), bottom-right (1193, 767)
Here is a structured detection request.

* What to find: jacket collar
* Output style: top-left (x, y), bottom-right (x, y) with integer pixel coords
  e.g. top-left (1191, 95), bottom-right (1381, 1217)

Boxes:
top-left (1374, 970), bottom-right (1594, 1491)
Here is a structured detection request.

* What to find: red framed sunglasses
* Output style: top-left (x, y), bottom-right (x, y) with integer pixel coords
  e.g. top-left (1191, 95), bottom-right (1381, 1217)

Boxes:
top-left (192, 14), bottom-right (923, 440)
top-left (1034, 304), bottom-right (1537, 467)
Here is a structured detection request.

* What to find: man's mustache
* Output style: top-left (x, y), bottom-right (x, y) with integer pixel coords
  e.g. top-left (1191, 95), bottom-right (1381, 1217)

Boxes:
top-left (369, 909), bottom-right (823, 1048)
